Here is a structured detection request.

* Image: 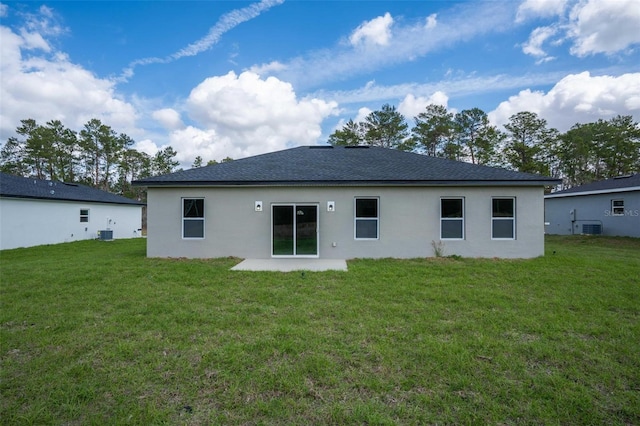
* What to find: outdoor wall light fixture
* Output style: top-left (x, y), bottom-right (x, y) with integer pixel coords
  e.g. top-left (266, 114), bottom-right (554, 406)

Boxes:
top-left (255, 201), bottom-right (262, 212)
top-left (327, 201), bottom-right (335, 212)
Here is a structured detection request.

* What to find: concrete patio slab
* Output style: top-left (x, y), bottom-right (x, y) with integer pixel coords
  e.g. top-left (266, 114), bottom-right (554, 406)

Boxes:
top-left (231, 258), bottom-right (348, 272)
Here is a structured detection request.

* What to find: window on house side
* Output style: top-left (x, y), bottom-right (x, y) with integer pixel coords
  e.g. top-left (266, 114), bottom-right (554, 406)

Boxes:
top-left (183, 198), bottom-right (205, 239)
top-left (492, 197), bottom-right (515, 240)
top-left (441, 198), bottom-right (464, 240)
top-left (80, 209), bottom-right (89, 223)
top-left (612, 199), bottom-right (624, 216)
top-left (355, 198), bottom-right (379, 240)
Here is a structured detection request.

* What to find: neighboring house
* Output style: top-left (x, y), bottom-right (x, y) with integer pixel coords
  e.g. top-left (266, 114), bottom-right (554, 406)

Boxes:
top-left (0, 172), bottom-right (144, 250)
top-left (544, 174), bottom-right (640, 237)
top-left (133, 146), bottom-right (560, 259)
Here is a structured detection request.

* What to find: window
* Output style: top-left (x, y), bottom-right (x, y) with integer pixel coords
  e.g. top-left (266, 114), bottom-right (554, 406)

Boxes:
top-left (441, 198), bottom-right (464, 239)
top-left (492, 197), bottom-right (515, 239)
top-left (355, 198), bottom-right (379, 239)
top-left (182, 198), bottom-right (204, 238)
top-left (612, 199), bottom-right (624, 216)
top-left (80, 209), bottom-right (89, 223)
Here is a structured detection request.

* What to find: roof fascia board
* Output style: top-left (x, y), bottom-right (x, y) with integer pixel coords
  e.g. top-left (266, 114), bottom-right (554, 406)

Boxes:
top-left (545, 186), bottom-right (640, 198)
top-left (136, 180), bottom-right (559, 188)
top-left (0, 194), bottom-right (145, 206)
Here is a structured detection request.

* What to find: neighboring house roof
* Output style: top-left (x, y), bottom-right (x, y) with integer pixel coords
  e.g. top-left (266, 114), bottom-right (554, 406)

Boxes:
top-left (545, 174), bottom-right (640, 198)
top-left (0, 172), bottom-right (145, 205)
top-left (134, 146), bottom-right (560, 187)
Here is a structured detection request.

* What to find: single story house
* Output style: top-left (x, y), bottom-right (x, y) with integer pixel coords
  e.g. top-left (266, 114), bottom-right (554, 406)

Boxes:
top-left (133, 146), bottom-right (559, 259)
top-left (544, 174), bottom-right (640, 237)
top-left (0, 172), bottom-right (144, 250)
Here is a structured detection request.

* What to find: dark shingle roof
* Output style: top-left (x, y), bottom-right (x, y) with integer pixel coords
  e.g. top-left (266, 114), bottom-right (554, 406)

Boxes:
top-left (134, 146), bottom-right (559, 187)
top-left (0, 173), bottom-right (144, 205)
top-left (546, 173), bottom-right (640, 197)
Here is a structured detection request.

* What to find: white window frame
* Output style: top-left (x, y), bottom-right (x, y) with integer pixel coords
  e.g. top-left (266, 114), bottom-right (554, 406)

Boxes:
top-left (612, 199), bottom-right (624, 216)
top-left (182, 198), bottom-right (205, 239)
top-left (80, 209), bottom-right (89, 223)
top-left (491, 197), bottom-right (516, 240)
top-left (440, 197), bottom-right (465, 240)
top-left (354, 197), bottom-right (379, 240)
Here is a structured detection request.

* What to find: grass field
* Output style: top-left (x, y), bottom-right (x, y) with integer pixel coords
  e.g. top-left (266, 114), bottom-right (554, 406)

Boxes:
top-left (1, 236), bottom-right (639, 425)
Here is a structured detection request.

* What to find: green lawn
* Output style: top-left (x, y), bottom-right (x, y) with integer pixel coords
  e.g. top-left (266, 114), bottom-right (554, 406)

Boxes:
top-left (1, 236), bottom-right (639, 425)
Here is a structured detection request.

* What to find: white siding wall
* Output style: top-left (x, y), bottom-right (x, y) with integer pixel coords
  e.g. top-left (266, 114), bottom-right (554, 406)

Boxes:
top-left (0, 197), bottom-right (143, 250)
top-left (146, 186), bottom-right (545, 259)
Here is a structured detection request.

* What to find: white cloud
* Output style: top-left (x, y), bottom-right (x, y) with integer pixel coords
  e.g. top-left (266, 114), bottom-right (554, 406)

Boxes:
top-left (3, 4), bottom-right (67, 53)
top-left (18, 29), bottom-right (51, 51)
top-left (135, 139), bottom-right (160, 157)
top-left (253, 2), bottom-right (517, 90)
top-left (354, 107), bottom-right (372, 123)
top-left (175, 71), bottom-right (337, 162)
top-left (568, 0), bottom-right (640, 56)
top-left (535, 56), bottom-right (556, 64)
top-left (0, 22), bottom-right (139, 141)
top-left (425, 13), bottom-right (437, 30)
top-left (249, 60), bottom-right (286, 76)
top-left (398, 92), bottom-right (449, 119)
top-left (120, 0), bottom-right (285, 81)
top-left (165, 126), bottom-right (222, 164)
top-left (316, 70), bottom-right (568, 107)
top-left (522, 25), bottom-right (558, 58)
top-left (173, 0), bottom-right (284, 59)
top-left (516, 0), bottom-right (568, 22)
top-left (489, 72), bottom-right (640, 131)
top-left (152, 108), bottom-right (184, 130)
top-left (350, 12), bottom-right (394, 47)
top-left (519, 0), bottom-right (640, 60)
top-left (22, 5), bottom-right (66, 37)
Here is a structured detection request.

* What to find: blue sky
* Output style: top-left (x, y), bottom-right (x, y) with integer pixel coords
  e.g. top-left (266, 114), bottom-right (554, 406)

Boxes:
top-left (1, 0), bottom-right (639, 167)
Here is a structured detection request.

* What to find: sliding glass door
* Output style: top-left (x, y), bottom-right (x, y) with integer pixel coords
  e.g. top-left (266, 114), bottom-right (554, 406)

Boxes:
top-left (272, 204), bottom-right (318, 257)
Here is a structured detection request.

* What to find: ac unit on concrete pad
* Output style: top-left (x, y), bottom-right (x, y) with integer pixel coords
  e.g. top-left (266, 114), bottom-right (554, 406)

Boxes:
top-left (582, 224), bottom-right (602, 235)
top-left (98, 230), bottom-right (113, 241)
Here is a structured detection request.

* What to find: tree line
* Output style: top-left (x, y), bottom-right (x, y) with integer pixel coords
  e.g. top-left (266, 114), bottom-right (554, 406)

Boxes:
top-left (0, 118), bottom-right (182, 200)
top-left (329, 104), bottom-right (640, 188)
top-left (2, 108), bottom-right (638, 197)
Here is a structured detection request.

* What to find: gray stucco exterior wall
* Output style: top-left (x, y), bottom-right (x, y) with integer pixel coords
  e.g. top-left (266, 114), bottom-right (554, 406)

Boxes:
top-left (146, 185), bottom-right (546, 259)
top-left (545, 190), bottom-right (640, 237)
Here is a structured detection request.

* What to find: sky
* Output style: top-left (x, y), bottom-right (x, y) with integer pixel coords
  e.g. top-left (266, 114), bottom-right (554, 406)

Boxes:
top-left (1, 0), bottom-right (639, 168)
